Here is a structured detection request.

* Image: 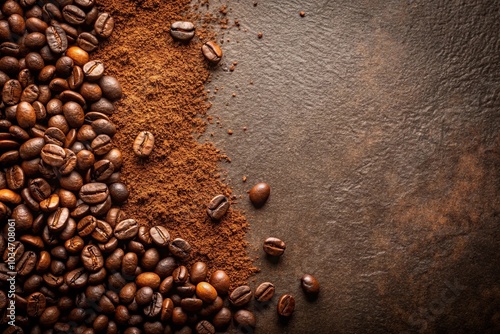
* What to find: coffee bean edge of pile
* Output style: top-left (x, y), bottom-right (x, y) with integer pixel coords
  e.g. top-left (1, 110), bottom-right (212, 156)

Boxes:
top-left (0, 1), bottom-right (320, 333)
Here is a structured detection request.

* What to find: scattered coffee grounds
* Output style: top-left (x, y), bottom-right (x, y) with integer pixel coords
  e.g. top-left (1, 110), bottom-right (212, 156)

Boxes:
top-left (94, 0), bottom-right (257, 285)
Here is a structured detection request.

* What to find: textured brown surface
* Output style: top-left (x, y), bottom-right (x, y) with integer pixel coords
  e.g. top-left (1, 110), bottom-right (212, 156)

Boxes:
top-left (95, 0), bottom-right (257, 286)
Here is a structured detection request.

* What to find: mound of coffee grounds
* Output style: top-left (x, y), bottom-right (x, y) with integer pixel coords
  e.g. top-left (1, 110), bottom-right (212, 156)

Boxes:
top-left (95, 1), bottom-right (257, 285)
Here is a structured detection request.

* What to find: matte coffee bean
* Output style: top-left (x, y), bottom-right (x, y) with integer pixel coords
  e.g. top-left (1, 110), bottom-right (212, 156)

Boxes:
top-left (133, 130), bottom-right (155, 158)
top-left (277, 294), bottom-right (295, 317)
top-left (77, 32), bottom-right (98, 52)
top-left (81, 244), bottom-right (104, 272)
top-left (209, 270), bottom-right (230, 295)
top-left (233, 310), bottom-right (256, 329)
top-left (201, 41), bottom-right (223, 64)
top-left (255, 282), bottom-right (275, 302)
top-left (109, 182), bottom-right (129, 203)
top-left (114, 218), bottom-right (138, 240)
top-left (136, 272), bottom-right (161, 289)
top-left (26, 292), bottom-right (46, 317)
top-left (301, 274), bottom-right (320, 295)
top-left (196, 282), bottom-right (218, 303)
top-left (190, 262), bottom-right (207, 284)
top-left (91, 98), bottom-right (115, 115)
top-left (79, 182), bottom-right (109, 204)
top-left (39, 306), bottom-right (60, 327)
top-left (46, 25), bottom-right (68, 54)
top-left (195, 320), bottom-right (215, 334)
top-left (6, 165), bottom-right (25, 190)
top-left (136, 286), bottom-right (154, 305)
top-left (119, 282), bottom-right (137, 304)
top-left (263, 237), bottom-right (286, 257)
top-left (170, 21), bottom-right (195, 41)
top-left (94, 12), bottom-right (114, 38)
top-left (168, 238), bottom-right (191, 260)
top-left (229, 285), bottom-right (252, 307)
top-left (150, 226), bottom-right (170, 247)
top-left (105, 248), bottom-right (124, 272)
top-left (144, 292), bottom-right (163, 317)
top-left (213, 307), bottom-right (232, 329)
top-left (249, 182), bottom-right (271, 207)
top-left (206, 194), bottom-right (229, 220)
top-left (28, 177), bottom-right (51, 202)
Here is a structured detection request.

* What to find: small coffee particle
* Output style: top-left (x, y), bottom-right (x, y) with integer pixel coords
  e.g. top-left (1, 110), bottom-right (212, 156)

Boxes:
top-left (300, 11), bottom-right (306, 17)
top-left (257, 32), bottom-right (263, 39)
top-left (249, 182), bottom-right (271, 207)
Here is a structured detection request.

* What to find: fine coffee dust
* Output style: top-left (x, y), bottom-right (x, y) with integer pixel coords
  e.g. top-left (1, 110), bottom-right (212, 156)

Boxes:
top-left (95, 1), bottom-right (257, 285)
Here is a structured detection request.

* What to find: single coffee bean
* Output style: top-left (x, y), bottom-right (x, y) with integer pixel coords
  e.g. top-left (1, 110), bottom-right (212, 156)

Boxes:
top-left (172, 265), bottom-right (189, 284)
top-left (6, 165), bottom-right (25, 190)
top-left (229, 285), bottom-right (253, 307)
top-left (301, 274), bottom-right (320, 295)
top-left (155, 257), bottom-right (177, 279)
top-left (81, 244), bottom-right (104, 272)
top-left (93, 159), bottom-right (114, 181)
top-left (68, 65), bottom-right (84, 90)
top-left (44, 127), bottom-right (66, 146)
top-left (41, 143), bottom-right (66, 167)
top-left (150, 226), bottom-right (170, 247)
top-left (114, 218), bottom-right (138, 240)
top-left (79, 182), bottom-right (109, 204)
top-left (109, 182), bottom-right (129, 203)
top-left (64, 235), bottom-right (84, 253)
top-left (195, 320), bottom-right (215, 334)
top-left (254, 282), bottom-right (275, 302)
top-left (104, 248), bottom-right (124, 272)
top-left (65, 267), bottom-right (88, 289)
top-left (277, 294), bottom-right (295, 317)
top-left (201, 41), bottom-right (223, 64)
top-left (136, 286), bottom-right (154, 305)
top-left (92, 219), bottom-right (113, 243)
top-left (199, 296), bottom-right (224, 317)
top-left (249, 182), bottom-right (270, 207)
top-left (121, 252), bottom-right (138, 278)
top-left (91, 134), bottom-right (113, 155)
top-left (196, 282), bottom-right (218, 303)
top-left (77, 215), bottom-right (97, 236)
top-left (144, 292), bottom-right (162, 318)
top-left (63, 101), bottom-right (85, 128)
top-left (233, 310), bottom-right (256, 329)
top-left (209, 270), bottom-right (230, 295)
top-left (190, 262), bottom-right (207, 284)
top-left (133, 131), bottom-right (154, 158)
top-left (180, 297), bottom-right (203, 313)
top-left (16, 250), bottom-right (37, 276)
top-left (2, 79), bottom-right (22, 105)
top-left (94, 12), bottom-right (114, 38)
top-left (26, 292), bottom-right (46, 318)
top-left (136, 272), bottom-right (161, 289)
top-left (160, 297), bottom-right (174, 321)
top-left (213, 307), bottom-right (232, 329)
top-left (47, 207), bottom-right (70, 232)
top-left (168, 238), bottom-right (191, 260)
top-left (66, 46), bottom-right (89, 66)
top-left (77, 32), bottom-right (98, 52)
top-left (16, 101), bottom-right (37, 128)
top-left (39, 193), bottom-right (60, 212)
top-left (206, 194), bottom-right (229, 220)
top-left (263, 237), bottom-right (286, 257)
top-left (20, 235), bottom-right (44, 249)
top-left (170, 21), bottom-right (195, 41)
top-left (0, 188), bottom-right (22, 204)
top-left (119, 282), bottom-right (137, 304)
top-left (83, 60), bottom-right (105, 81)
top-left (46, 25), bottom-right (68, 54)
top-left (62, 5), bottom-right (86, 25)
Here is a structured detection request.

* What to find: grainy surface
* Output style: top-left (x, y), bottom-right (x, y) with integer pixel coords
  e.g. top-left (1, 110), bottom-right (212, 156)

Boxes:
top-left (205, 0), bottom-right (500, 333)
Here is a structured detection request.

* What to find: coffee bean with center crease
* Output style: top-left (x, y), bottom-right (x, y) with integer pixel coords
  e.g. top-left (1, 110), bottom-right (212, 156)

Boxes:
top-left (79, 182), bottom-right (109, 204)
top-left (150, 226), bottom-right (170, 247)
top-left (114, 218), bottom-right (138, 240)
top-left (44, 127), bottom-right (66, 146)
top-left (91, 134), bottom-right (112, 155)
top-left (29, 178), bottom-right (51, 202)
top-left (27, 292), bottom-right (46, 318)
top-left (169, 238), bottom-right (191, 260)
top-left (94, 12), bottom-right (114, 38)
top-left (201, 41), bottom-right (223, 64)
top-left (93, 159), bottom-right (114, 181)
top-left (46, 25), bottom-right (68, 54)
top-left (255, 282), bottom-right (275, 302)
top-left (133, 130), bottom-right (155, 158)
top-left (229, 285), bottom-right (253, 307)
top-left (47, 207), bottom-right (70, 232)
top-left (77, 215), bottom-right (97, 236)
top-left (233, 310), bottom-right (256, 330)
top-left (207, 194), bottom-right (230, 220)
top-left (144, 292), bottom-right (163, 318)
top-left (62, 5), bottom-right (86, 25)
top-left (6, 165), bottom-right (24, 190)
top-left (77, 32), bottom-right (99, 52)
top-left (263, 237), bottom-right (286, 257)
top-left (277, 294), bottom-right (295, 317)
top-left (41, 143), bottom-right (66, 167)
top-left (2, 79), bottom-right (22, 105)
top-left (65, 267), bottom-right (88, 289)
top-left (92, 219), bottom-right (113, 243)
top-left (196, 320), bottom-right (215, 334)
top-left (170, 21), bottom-right (195, 41)
top-left (81, 244), bottom-right (104, 272)
top-left (83, 60), bottom-right (104, 81)
top-left (16, 250), bottom-right (37, 276)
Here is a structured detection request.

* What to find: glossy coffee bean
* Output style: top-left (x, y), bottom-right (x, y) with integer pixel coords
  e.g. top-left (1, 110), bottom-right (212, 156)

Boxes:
top-left (77, 32), bottom-right (99, 52)
top-left (47, 207), bottom-right (70, 232)
top-left (41, 143), bottom-right (66, 167)
top-left (91, 134), bottom-right (112, 155)
top-left (233, 310), bottom-right (256, 329)
top-left (79, 182), bottom-right (109, 204)
top-left (190, 262), bottom-right (207, 284)
top-left (196, 282), bottom-right (218, 303)
top-left (206, 194), bottom-right (229, 220)
top-left (6, 165), bottom-right (25, 190)
top-left (201, 41), bottom-right (223, 64)
top-left (277, 294), bottom-right (295, 317)
top-left (65, 267), bottom-right (88, 289)
top-left (255, 282), bottom-right (275, 302)
top-left (213, 307), bottom-right (232, 329)
top-left (81, 244), bottom-right (104, 272)
top-left (209, 270), bottom-right (230, 295)
top-left (195, 320), bottom-right (215, 334)
top-left (136, 286), bottom-right (154, 305)
top-left (46, 25), bottom-right (68, 54)
top-left (133, 131), bottom-right (154, 158)
top-left (136, 272), bottom-right (161, 289)
top-left (26, 292), bottom-right (46, 317)
top-left (229, 285), bottom-right (253, 307)
top-left (109, 182), bottom-right (129, 203)
top-left (263, 237), bottom-right (286, 257)
top-left (119, 282), bottom-right (137, 304)
top-left (155, 257), bottom-right (177, 279)
top-left (150, 225), bottom-right (170, 247)
top-left (172, 265), bottom-right (189, 284)
top-left (301, 274), bottom-right (320, 295)
top-left (94, 12), bottom-right (114, 38)
top-left (16, 250), bottom-right (37, 276)
top-left (83, 60), bottom-right (104, 81)
top-left (170, 21), bottom-right (195, 41)
top-left (249, 182), bottom-right (270, 207)
top-left (16, 101), bottom-right (36, 128)
top-left (114, 218), bottom-right (138, 240)
top-left (144, 292), bottom-right (162, 318)
top-left (121, 252), bottom-right (138, 278)
top-left (168, 238), bottom-right (191, 260)
top-left (39, 305), bottom-right (60, 326)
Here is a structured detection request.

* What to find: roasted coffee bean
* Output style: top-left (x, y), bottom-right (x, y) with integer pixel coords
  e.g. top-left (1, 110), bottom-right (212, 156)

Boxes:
top-left (233, 310), bottom-right (256, 329)
top-left (277, 294), bottom-right (295, 317)
top-left (63, 101), bottom-right (85, 128)
top-left (16, 101), bottom-right (37, 128)
top-left (180, 297), bottom-right (203, 313)
top-left (66, 46), bottom-right (89, 66)
top-left (93, 159), bottom-right (114, 181)
top-left (92, 219), bottom-right (113, 243)
top-left (91, 97), bottom-right (114, 115)
top-left (44, 127), bottom-right (66, 146)
top-left (46, 25), bottom-right (68, 54)
top-left (20, 235), bottom-right (44, 249)
top-left (176, 282), bottom-right (196, 298)
top-left (109, 182), bottom-right (129, 203)
top-left (133, 131), bottom-right (154, 158)
top-left (76, 149), bottom-right (95, 171)
top-left (92, 119), bottom-right (117, 137)
top-left (155, 257), bottom-right (177, 280)
top-left (207, 194), bottom-right (229, 220)
top-left (136, 286), bottom-right (154, 305)
top-left (114, 218), bottom-right (138, 240)
top-left (196, 320), bottom-right (215, 334)
top-left (136, 272), bottom-right (161, 289)
top-left (77, 215), bottom-right (97, 236)
top-left (170, 21), bottom-right (195, 41)
top-left (47, 207), bottom-right (70, 232)
top-left (99, 294), bottom-right (115, 314)
top-left (141, 248), bottom-right (160, 271)
top-left (201, 41), bottom-right (223, 64)
top-left (255, 282), bottom-right (275, 302)
top-left (119, 282), bottom-right (137, 304)
top-left (88, 267), bottom-right (107, 285)
top-left (199, 296), bottom-right (224, 317)
top-left (249, 182), bottom-right (271, 207)
top-left (3, 79), bottom-right (22, 105)
top-left (94, 12), bottom-right (114, 38)
top-left (99, 237), bottom-right (118, 254)
top-left (213, 307), bottom-right (232, 329)
top-left (24, 275), bottom-right (44, 294)
top-left (85, 284), bottom-right (105, 303)
top-left (62, 5), bottom-right (86, 25)
top-left (68, 65), bottom-right (84, 90)
top-left (24, 32), bottom-right (46, 49)
top-left (59, 170), bottom-right (83, 191)
top-left (263, 237), bottom-right (286, 257)
top-left (81, 244), bottom-right (104, 272)
top-left (6, 165), bottom-right (25, 190)
top-left (104, 248), bottom-right (124, 272)
top-left (64, 235), bottom-right (85, 253)
top-left (26, 292), bottom-right (46, 318)
top-left (39, 193), bottom-right (59, 212)
top-left (209, 270), bottom-right (230, 295)
top-left (83, 60), bottom-right (104, 81)
top-left (79, 182), bottom-right (109, 204)
top-left (91, 134), bottom-right (112, 155)
top-left (190, 262), bottom-right (207, 284)
top-left (28, 178), bottom-right (51, 203)
top-left (149, 226), bottom-right (170, 247)
top-left (26, 17), bottom-right (48, 33)
top-left (168, 238), bottom-right (191, 260)
top-left (196, 282), bottom-right (218, 303)
top-left (0, 188), bottom-right (22, 204)
top-left (0, 150), bottom-right (19, 166)
top-left (301, 274), bottom-right (320, 295)
top-left (36, 251), bottom-right (51, 272)
top-left (16, 250), bottom-right (37, 276)
top-left (9, 125), bottom-right (29, 141)
top-left (41, 143), bottom-right (66, 167)
top-left (171, 307), bottom-right (188, 326)
top-left (229, 285), bottom-right (252, 307)
top-left (77, 32), bottom-right (98, 52)
top-left (49, 77), bottom-right (70, 92)
top-left (2, 241), bottom-right (23, 263)
top-left (21, 84), bottom-right (41, 103)
top-left (8, 14), bottom-right (25, 35)
top-left (160, 297), bottom-right (174, 321)
top-left (65, 267), bottom-right (88, 288)
top-left (0, 56), bottom-right (20, 74)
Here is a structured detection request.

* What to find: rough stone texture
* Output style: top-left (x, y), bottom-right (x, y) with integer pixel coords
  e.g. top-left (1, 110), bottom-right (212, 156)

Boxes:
top-left (205, 0), bottom-right (500, 333)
